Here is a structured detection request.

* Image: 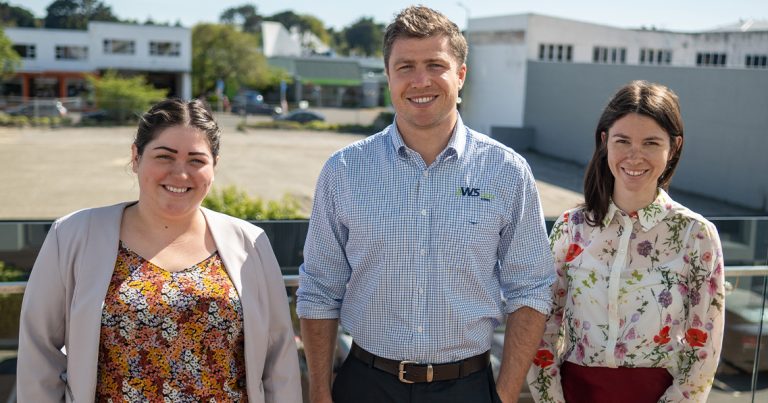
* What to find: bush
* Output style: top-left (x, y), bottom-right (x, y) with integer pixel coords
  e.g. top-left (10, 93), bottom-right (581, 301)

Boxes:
top-left (89, 70), bottom-right (167, 123)
top-left (0, 260), bottom-right (28, 282)
top-left (203, 185), bottom-right (305, 220)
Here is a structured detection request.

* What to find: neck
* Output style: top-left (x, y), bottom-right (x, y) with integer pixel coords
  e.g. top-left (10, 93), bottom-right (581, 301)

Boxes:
top-left (130, 202), bottom-right (204, 240)
top-left (612, 187), bottom-right (658, 214)
top-left (397, 114), bottom-right (457, 166)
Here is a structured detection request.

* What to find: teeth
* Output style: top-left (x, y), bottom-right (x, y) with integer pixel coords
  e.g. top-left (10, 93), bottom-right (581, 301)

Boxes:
top-left (165, 185), bottom-right (189, 193)
top-left (411, 96), bottom-right (435, 104)
top-left (625, 169), bottom-right (646, 177)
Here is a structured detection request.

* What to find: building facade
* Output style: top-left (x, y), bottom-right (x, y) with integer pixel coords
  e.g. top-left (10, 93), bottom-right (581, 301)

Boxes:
top-left (5, 21), bottom-right (191, 103)
top-left (463, 14), bottom-right (768, 212)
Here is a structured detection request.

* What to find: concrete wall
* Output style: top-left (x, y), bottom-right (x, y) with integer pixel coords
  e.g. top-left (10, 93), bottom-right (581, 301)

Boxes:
top-left (524, 61), bottom-right (768, 212)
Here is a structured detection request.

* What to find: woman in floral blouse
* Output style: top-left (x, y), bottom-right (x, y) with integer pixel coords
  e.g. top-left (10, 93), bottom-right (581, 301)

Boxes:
top-left (527, 81), bottom-right (724, 402)
top-left (18, 99), bottom-right (301, 402)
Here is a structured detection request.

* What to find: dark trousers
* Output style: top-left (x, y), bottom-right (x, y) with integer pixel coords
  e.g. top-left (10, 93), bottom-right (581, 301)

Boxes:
top-left (331, 353), bottom-right (503, 403)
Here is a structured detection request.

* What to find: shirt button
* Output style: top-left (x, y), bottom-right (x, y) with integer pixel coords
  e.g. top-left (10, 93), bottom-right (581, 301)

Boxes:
top-left (418, 287), bottom-right (424, 294)
top-left (423, 171), bottom-right (429, 177)
top-left (420, 209), bottom-right (427, 216)
top-left (420, 249), bottom-right (427, 256)
top-left (417, 326), bottom-right (423, 333)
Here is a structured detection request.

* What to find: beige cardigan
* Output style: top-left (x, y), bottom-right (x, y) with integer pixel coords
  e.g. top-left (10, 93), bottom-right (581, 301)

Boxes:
top-left (17, 202), bottom-right (302, 403)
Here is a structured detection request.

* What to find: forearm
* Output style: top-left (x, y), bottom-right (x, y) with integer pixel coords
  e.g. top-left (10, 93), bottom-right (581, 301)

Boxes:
top-left (300, 318), bottom-right (339, 403)
top-left (497, 307), bottom-right (547, 403)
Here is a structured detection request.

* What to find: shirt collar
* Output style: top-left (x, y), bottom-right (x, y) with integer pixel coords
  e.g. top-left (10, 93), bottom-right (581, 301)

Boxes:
top-left (388, 113), bottom-right (467, 162)
top-left (602, 189), bottom-right (673, 231)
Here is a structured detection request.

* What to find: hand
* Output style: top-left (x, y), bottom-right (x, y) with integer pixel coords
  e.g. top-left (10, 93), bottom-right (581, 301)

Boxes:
top-left (308, 388), bottom-right (333, 403)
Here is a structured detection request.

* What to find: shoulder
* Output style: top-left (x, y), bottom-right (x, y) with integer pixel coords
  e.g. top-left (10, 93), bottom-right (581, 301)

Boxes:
top-left (52, 202), bottom-right (128, 235)
top-left (326, 128), bottom-right (391, 167)
top-left (202, 207), bottom-right (265, 240)
top-left (465, 128), bottom-right (531, 173)
top-left (665, 200), bottom-right (717, 234)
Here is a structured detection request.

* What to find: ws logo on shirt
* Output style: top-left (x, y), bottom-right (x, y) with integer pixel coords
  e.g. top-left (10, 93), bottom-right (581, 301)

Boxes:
top-left (456, 187), bottom-right (495, 202)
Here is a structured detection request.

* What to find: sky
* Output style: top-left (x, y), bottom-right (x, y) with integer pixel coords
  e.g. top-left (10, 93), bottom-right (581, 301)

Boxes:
top-left (15, 0), bottom-right (768, 32)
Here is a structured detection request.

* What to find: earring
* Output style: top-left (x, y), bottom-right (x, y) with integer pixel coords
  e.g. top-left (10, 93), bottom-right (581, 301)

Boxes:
top-left (456, 97), bottom-right (462, 105)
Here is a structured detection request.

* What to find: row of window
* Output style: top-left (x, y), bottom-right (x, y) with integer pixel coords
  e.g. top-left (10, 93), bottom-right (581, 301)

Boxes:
top-left (12, 40), bottom-right (181, 61)
top-left (539, 43), bottom-right (767, 69)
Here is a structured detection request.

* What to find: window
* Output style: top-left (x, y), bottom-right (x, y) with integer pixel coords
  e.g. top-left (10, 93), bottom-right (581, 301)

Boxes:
top-left (696, 52), bottom-right (727, 67)
top-left (745, 54), bottom-right (767, 69)
top-left (55, 45), bottom-right (88, 60)
top-left (539, 43), bottom-right (573, 63)
top-left (103, 39), bottom-right (135, 55)
top-left (12, 44), bottom-right (36, 59)
top-left (639, 48), bottom-right (672, 65)
top-left (592, 46), bottom-right (627, 64)
top-left (150, 41), bottom-right (180, 57)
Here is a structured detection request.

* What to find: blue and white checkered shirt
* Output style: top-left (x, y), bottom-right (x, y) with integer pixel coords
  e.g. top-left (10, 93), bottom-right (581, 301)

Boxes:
top-left (297, 115), bottom-right (555, 363)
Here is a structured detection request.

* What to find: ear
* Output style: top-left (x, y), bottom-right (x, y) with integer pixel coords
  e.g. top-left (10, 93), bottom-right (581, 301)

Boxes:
top-left (457, 63), bottom-right (467, 90)
top-left (214, 155), bottom-right (220, 167)
top-left (600, 131), bottom-right (607, 144)
top-left (131, 144), bottom-right (139, 173)
top-left (673, 136), bottom-right (683, 153)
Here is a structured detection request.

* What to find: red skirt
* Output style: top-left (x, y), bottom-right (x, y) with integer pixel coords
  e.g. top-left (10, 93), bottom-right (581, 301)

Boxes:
top-left (561, 362), bottom-right (673, 403)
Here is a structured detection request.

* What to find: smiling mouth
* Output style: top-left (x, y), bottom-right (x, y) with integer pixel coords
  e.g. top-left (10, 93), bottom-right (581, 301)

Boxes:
top-left (408, 95), bottom-right (437, 104)
top-left (164, 185), bottom-right (190, 193)
top-left (623, 168), bottom-right (649, 177)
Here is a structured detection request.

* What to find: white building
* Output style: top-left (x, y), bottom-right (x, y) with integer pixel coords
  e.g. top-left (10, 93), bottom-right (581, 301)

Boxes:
top-left (5, 21), bottom-right (191, 100)
top-left (462, 14), bottom-right (768, 212)
top-left (261, 21), bottom-right (330, 57)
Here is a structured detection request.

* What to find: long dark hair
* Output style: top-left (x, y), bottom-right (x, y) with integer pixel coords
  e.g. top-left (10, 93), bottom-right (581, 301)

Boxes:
top-left (582, 80), bottom-right (684, 227)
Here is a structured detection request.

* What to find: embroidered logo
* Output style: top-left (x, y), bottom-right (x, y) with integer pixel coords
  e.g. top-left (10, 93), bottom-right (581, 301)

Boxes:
top-left (456, 187), bottom-right (494, 201)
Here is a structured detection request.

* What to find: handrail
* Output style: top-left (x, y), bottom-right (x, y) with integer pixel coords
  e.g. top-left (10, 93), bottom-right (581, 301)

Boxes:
top-left (0, 267), bottom-right (765, 294)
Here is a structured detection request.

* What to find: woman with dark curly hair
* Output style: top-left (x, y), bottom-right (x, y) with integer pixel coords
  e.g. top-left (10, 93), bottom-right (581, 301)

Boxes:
top-left (527, 81), bottom-right (724, 402)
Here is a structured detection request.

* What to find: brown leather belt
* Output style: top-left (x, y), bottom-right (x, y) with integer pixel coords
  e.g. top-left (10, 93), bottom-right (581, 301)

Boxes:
top-left (350, 342), bottom-right (490, 383)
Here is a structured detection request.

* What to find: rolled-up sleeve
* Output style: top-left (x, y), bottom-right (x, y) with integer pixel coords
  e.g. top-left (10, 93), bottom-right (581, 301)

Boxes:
top-left (296, 157), bottom-right (351, 319)
top-left (498, 161), bottom-right (555, 316)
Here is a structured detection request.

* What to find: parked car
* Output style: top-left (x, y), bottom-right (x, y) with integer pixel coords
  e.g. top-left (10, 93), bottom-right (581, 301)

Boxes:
top-left (231, 90), bottom-right (281, 115)
top-left (6, 101), bottom-right (67, 118)
top-left (274, 110), bottom-right (325, 124)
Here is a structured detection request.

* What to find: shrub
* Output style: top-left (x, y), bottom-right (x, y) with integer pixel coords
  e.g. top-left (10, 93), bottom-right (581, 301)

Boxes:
top-left (88, 70), bottom-right (167, 123)
top-left (0, 260), bottom-right (28, 282)
top-left (203, 185), bottom-right (305, 220)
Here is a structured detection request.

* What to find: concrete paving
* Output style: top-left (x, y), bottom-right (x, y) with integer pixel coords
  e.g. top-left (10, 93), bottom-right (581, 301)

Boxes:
top-left (0, 111), bottom-right (758, 220)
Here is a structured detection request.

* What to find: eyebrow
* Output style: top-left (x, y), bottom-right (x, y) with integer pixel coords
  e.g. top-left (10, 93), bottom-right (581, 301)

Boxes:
top-left (153, 146), bottom-right (209, 157)
top-left (611, 133), bottom-right (666, 141)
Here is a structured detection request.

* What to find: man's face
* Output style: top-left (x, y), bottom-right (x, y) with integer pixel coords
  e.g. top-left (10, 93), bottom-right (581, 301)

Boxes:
top-left (386, 35), bottom-right (466, 136)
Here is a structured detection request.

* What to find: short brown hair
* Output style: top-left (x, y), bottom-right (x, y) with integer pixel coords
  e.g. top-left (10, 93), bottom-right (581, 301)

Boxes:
top-left (583, 81), bottom-right (684, 227)
top-left (383, 6), bottom-right (468, 70)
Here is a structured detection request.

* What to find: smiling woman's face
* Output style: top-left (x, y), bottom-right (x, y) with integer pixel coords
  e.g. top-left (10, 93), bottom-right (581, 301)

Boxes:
top-left (132, 125), bottom-right (215, 219)
top-left (603, 113), bottom-right (680, 205)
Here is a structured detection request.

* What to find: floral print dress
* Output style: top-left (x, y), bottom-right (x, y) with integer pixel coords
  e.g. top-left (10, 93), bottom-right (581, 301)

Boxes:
top-left (96, 242), bottom-right (247, 402)
top-left (527, 190), bottom-right (725, 402)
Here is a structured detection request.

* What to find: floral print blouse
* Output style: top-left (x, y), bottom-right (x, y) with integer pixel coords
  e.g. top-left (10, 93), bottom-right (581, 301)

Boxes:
top-left (96, 242), bottom-right (247, 402)
top-left (527, 190), bottom-right (725, 402)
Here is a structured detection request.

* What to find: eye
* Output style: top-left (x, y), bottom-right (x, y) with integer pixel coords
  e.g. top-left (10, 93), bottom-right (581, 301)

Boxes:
top-left (156, 154), bottom-right (173, 160)
top-left (397, 65), bottom-right (412, 71)
top-left (190, 158), bottom-right (207, 165)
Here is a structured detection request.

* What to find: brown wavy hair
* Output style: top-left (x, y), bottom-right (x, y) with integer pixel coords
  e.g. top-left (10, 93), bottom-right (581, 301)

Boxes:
top-left (582, 81), bottom-right (684, 227)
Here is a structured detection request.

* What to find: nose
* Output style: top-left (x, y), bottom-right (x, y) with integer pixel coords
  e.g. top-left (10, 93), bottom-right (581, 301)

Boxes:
top-left (171, 160), bottom-right (189, 178)
top-left (410, 69), bottom-right (432, 88)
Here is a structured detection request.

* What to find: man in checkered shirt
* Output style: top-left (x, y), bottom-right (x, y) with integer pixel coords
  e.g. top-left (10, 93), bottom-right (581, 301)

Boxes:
top-left (297, 6), bottom-right (555, 403)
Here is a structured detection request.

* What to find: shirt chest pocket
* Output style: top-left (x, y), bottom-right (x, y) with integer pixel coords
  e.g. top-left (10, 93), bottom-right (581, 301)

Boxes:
top-left (436, 202), bottom-right (503, 266)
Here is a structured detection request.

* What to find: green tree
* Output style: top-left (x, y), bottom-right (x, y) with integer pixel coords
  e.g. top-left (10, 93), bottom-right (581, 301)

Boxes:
top-left (88, 71), bottom-right (167, 122)
top-left (0, 27), bottom-right (20, 80)
top-left (44, 0), bottom-right (118, 30)
top-left (344, 17), bottom-right (384, 56)
top-left (0, 2), bottom-right (38, 27)
top-left (192, 23), bottom-right (285, 96)
top-left (220, 3), bottom-right (262, 34)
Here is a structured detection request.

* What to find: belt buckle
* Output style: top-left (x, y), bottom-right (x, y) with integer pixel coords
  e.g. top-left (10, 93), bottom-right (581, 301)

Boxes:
top-left (398, 361), bottom-right (433, 383)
